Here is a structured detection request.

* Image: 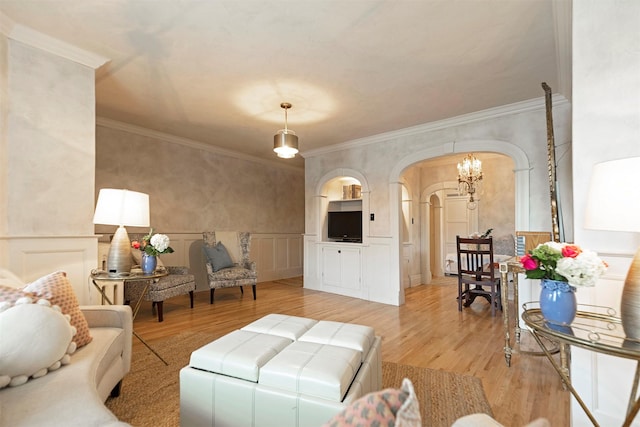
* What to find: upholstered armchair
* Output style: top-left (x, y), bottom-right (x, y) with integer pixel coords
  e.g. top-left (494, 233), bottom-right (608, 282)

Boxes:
top-left (202, 231), bottom-right (257, 304)
top-left (124, 252), bottom-right (195, 322)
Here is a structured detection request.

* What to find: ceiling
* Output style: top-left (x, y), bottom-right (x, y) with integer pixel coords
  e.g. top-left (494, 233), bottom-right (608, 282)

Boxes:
top-left (0, 0), bottom-right (569, 167)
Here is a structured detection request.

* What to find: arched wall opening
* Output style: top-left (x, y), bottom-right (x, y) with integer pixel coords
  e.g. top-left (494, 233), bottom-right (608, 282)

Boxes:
top-left (390, 140), bottom-right (530, 298)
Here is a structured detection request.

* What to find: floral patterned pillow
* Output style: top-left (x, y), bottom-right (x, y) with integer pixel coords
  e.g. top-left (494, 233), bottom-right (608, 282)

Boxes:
top-left (323, 378), bottom-right (421, 427)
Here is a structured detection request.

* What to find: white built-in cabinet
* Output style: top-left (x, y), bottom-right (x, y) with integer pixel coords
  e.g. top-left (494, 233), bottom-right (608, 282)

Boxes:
top-left (320, 244), bottom-right (362, 298)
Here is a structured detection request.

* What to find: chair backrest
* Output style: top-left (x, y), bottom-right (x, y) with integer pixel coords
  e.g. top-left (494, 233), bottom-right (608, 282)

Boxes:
top-left (456, 236), bottom-right (497, 283)
top-left (515, 231), bottom-right (552, 256)
top-left (202, 231), bottom-right (251, 265)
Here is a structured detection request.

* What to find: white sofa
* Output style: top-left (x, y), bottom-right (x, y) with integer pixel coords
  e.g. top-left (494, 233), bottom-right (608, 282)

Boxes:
top-left (0, 304), bottom-right (133, 427)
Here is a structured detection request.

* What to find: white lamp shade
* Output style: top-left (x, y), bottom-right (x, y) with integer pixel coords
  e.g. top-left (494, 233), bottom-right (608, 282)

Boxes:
top-left (584, 157), bottom-right (640, 233)
top-left (93, 189), bottom-right (150, 227)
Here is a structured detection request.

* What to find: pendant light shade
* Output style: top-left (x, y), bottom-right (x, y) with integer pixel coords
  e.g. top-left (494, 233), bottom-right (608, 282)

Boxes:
top-left (273, 102), bottom-right (299, 159)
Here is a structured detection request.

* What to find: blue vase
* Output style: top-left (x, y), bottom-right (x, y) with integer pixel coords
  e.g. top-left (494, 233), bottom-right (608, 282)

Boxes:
top-left (141, 253), bottom-right (157, 275)
top-left (539, 279), bottom-right (577, 325)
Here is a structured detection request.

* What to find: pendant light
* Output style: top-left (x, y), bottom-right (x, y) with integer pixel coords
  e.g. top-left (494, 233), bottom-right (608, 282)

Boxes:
top-left (273, 102), bottom-right (299, 159)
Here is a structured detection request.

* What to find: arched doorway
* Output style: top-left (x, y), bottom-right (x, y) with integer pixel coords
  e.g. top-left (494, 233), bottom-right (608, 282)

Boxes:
top-left (392, 140), bottom-right (530, 296)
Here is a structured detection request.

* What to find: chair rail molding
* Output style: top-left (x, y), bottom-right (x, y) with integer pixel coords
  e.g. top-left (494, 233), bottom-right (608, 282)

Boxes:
top-left (118, 232), bottom-right (302, 292)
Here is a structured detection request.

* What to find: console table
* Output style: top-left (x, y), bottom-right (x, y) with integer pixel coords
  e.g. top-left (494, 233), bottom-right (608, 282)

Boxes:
top-left (523, 305), bottom-right (640, 427)
top-left (499, 258), bottom-right (560, 366)
top-left (499, 258), bottom-right (523, 366)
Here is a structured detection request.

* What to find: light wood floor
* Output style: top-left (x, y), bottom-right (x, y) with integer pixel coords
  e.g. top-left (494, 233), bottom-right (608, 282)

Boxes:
top-left (132, 276), bottom-right (569, 426)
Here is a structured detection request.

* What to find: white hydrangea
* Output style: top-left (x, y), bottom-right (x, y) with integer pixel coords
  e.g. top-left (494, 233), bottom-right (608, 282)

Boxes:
top-left (537, 241), bottom-right (565, 253)
top-left (556, 250), bottom-right (607, 287)
top-left (150, 234), bottom-right (171, 253)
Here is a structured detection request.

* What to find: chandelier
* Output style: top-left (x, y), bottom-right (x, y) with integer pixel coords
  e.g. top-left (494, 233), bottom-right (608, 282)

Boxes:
top-left (273, 102), bottom-right (299, 159)
top-left (457, 153), bottom-right (483, 209)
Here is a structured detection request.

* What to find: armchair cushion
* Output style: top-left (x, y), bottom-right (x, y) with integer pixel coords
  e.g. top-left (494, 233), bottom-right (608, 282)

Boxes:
top-left (208, 266), bottom-right (256, 281)
top-left (204, 242), bottom-right (235, 272)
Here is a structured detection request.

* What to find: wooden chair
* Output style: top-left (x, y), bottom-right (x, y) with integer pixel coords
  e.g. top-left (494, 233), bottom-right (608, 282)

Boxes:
top-left (515, 231), bottom-right (552, 256)
top-left (202, 231), bottom-right (257, 303)
top-left (456, 236), bottom-right (501, 317)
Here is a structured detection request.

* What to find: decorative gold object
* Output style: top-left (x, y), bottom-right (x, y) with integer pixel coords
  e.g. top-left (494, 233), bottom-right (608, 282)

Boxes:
top-left (542, 82), bottom-right (563, 243)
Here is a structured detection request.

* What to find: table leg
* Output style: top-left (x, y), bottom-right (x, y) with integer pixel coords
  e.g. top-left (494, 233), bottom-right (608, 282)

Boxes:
top-left (513, 271), bottom-right (522, 343)
top-left (500, 267), bottom-right (512, 367)
top-left (624, 362), bottom-right (640, 427)
top-left (92, 278), bottom-right (168, 366)
top-left (133, 330), bottom-right (168, 366)
top-left (530, 330), bottom-right (600, 427)
top-left (92, 279), bottom-right (115, 306)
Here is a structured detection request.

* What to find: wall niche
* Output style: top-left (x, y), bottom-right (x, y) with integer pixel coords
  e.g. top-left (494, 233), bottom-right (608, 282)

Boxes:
top-left (322, 176), bottom-right (364, 243)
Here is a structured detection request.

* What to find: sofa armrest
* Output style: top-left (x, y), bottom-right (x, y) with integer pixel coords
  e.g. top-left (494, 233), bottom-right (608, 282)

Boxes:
top-left (81, 305), bottom-right (133, 373)
top-left (81, 305), bottom-right (132, 329)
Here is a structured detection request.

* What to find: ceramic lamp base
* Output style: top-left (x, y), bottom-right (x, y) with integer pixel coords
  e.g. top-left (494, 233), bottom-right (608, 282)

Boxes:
top-left (107, 226), bottom-right (132, 277)
top-left (621, 247), bottom-right (640, 340)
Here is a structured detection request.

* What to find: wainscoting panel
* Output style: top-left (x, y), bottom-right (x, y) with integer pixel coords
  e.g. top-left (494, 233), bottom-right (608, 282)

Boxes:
top-left (2, 236), bottom-right (99, 305)
top-left (363, 237), bottom-right (399, 305)
top-left (252, 234), bottom-right (303, 283)
top-left (119, 232), bottom-right (302, 292)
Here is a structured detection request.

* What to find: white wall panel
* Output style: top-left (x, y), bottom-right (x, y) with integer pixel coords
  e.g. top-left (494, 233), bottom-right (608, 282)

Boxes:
top-left (3, 236), bottom-right (98, 305)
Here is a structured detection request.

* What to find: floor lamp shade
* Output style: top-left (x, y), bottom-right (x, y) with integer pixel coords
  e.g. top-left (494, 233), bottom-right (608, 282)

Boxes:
top-left (93, 189), bottom-right (150, 276)
top-left (585, 157), bottom-right (640, 339)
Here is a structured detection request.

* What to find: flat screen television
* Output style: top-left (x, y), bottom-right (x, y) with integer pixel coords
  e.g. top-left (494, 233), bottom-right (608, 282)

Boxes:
top-left (327, 211), bottom-right (362, 243)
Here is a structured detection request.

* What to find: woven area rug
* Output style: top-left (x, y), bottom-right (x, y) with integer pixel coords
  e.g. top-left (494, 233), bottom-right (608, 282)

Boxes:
top-left (106, 331), bottom-right (492, 426)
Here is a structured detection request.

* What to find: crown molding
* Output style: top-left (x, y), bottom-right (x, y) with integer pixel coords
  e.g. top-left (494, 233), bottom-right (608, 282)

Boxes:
top-left (96, 117), bottom-right (304, 173)
top-left (0, 12), bottom-right (109, 69)
top-left (301, 94), bottom-right (570, 159)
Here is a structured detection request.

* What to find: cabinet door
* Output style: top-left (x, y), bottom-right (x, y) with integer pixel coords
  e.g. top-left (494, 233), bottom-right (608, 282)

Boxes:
top-left (339, 247), bottom-right (361, 289)
top-left (322, 247), bottom-right (342, 287)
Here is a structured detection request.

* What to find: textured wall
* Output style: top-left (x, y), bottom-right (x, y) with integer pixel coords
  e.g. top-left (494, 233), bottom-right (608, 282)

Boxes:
top-left (4, 40), bottom-right (96, 236)
top-left (571, 3), bottom-right (640, 425)
top-left (305, 104), bottom-right (572, 240)
top-left (415, 153), bottom-right (515, 239)
top-left (95, 125), bottom-right (305, 237)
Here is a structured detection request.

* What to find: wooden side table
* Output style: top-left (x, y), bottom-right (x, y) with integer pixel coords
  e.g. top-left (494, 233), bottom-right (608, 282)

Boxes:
top-left (523, 305), bottom-right (640, 427)
top-left (90, 269), bottom-right (169, 365)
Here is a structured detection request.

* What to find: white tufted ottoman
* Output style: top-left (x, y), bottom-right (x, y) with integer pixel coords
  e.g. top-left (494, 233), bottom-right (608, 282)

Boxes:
top-left (180, 314), bottom-right (382, 427)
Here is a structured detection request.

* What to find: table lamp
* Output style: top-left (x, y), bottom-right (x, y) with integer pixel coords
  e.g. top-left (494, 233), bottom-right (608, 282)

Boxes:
top-left (584, 156), bottom-right (640, 339)
top-left (93, 189), bottom-right (150, 277)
